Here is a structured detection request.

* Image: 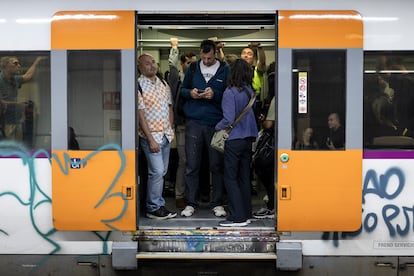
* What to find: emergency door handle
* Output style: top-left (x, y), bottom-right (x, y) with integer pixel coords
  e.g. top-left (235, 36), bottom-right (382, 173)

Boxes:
top-left (280, 185), bottom-right (291, 200)
top-left (123, 186), bottom-right (134, 200)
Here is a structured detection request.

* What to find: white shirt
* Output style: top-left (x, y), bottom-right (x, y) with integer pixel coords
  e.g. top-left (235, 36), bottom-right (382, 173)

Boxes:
top-left (199, 60), bottom-right (220, 83)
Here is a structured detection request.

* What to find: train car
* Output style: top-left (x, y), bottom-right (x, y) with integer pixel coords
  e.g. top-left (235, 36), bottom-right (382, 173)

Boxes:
top-left (1, 0), bottom-right (414, 275)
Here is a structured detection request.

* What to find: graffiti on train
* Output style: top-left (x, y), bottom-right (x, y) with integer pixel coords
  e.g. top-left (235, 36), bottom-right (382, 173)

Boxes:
top-left (52, 143), bottom-right (129, 228)
top-left (323, 166), bottom-right (413, 246)
top-left (0, 141), bottom-right (127, 254)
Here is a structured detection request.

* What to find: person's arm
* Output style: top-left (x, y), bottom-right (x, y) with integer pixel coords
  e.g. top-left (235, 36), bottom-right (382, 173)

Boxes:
top-left (249, 42), bottom-right (266, 74)
top-left (262, 96), bottom-right (275, 129)
top-left (262, 120), bottom-right (274, 129)
top-left (22, 56), bottom-right (45, 83)
top-left (168, 38), bottom-right (179, 66)
top-left (216, 42), bottom-right (225, 61)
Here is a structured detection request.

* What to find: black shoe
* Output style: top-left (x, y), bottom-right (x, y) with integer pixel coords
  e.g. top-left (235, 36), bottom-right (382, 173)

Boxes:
top-left (147, 206), bottom-right (177, 220)
top-left (253, 208), bottom-right (275, 219)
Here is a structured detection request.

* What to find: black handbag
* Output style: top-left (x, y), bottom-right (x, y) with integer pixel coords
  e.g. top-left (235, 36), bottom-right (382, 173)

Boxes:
top-left (253, 128), bottom-right (275, 175)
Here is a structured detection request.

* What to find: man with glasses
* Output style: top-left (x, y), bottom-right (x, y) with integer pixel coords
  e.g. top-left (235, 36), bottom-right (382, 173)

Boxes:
top-left (0, 56), bottom-right (45, 140)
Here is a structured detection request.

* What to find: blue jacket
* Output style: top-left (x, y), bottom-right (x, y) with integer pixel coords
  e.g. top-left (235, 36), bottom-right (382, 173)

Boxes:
top-left (180, 60), bottom-right (229, 126)
top-left (215, 86), bottom-right (258, 140)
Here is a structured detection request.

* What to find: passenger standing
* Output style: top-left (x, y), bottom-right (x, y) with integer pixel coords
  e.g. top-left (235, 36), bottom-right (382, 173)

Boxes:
top-left (168, 38), bottom-right (197, 209)
top-left (326, 112), bottom-right (345, 150)
top-left (180, 39), bottom-right (230, 218)
top-left (240, 42), bottom-right (266, 95)
top-left (137, 53), bottom-right (177, 220)
top-left (0, 56), bottom-right (45, 141)
top-left (215, 58), bottom-right (258, 227)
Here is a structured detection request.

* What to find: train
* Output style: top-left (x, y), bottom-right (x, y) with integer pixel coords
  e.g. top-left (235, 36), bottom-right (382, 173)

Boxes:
top-left (1, 0), bottom-right (414, 275)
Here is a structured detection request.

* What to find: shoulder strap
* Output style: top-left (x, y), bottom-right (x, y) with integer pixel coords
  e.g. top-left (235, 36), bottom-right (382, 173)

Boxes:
top-left (138, 77), bottom-right (167, 96)
top-left (159, 77), bottom-right (167, 87)
top-left (137, 82), bottom-right (143, 95)
top-left (227, 88), bottom-right (255, 131)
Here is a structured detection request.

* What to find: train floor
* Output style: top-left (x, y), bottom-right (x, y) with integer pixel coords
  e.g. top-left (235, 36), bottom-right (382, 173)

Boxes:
top-left (138, 180), bottom-right (276, 230)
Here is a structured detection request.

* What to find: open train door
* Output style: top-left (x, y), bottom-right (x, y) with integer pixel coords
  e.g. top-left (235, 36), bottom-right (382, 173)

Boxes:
top-left (50, 11), bottom-right (137, 231)
top-left (277, 11), bottom-right (363, 231)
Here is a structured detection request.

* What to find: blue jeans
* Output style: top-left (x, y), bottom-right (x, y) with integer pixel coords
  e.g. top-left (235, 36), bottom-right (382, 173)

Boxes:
top-left (140, 136), bottom-right (170, 212)
top-left (224, 138), bottom-right (252, 222)
top-left (184, 120), bottom-right (225, 208)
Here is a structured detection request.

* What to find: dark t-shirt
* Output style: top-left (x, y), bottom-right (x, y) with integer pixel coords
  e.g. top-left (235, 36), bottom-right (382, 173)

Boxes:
top-left (0, 72), bottom-right (24, 124)
top-left (328, 125), bottom-right (345, 149)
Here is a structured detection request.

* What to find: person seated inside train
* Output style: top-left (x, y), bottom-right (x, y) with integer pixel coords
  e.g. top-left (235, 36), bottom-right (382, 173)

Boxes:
top-left (295, 127), bottom-right (319, 150)
top-left (325, 112), bottom-right (345, 150)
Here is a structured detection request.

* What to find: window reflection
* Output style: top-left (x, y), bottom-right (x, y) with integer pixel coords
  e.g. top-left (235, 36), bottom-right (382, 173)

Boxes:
top-left (0, 52), bottom-right (50, 151)
top-left (67, 51), bottom-right (121, 150)
top-left (364, 52), bottom-right (414, 149)
top-left (292, 50), bottom-right (346, 150)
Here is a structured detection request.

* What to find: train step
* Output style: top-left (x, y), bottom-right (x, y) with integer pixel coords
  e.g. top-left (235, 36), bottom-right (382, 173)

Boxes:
top-left (136, 252), bottom-right (277, 260)
top-left (133, 229), bottom-right (279, 254)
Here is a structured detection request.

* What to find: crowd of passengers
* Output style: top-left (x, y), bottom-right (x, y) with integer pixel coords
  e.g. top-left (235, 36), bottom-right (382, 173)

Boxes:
top-left (137, 37), bottom-right (275, 227)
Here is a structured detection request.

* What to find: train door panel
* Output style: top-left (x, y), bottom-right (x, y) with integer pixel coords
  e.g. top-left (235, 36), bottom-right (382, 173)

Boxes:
top-left (277, 11), bottom-right (363, 231)
top-left (50, 11), bottom-right (137, 231)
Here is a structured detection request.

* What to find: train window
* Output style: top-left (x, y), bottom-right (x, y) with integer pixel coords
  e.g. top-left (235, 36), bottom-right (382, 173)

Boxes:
top-left (0, 52), bottom-right (50, 151)
top-left (364, 51), bottom-right (414, 149)
top-left (67, 50), bottom-right (121, 150)
top-left (292, 50), bottom-right (346, 150)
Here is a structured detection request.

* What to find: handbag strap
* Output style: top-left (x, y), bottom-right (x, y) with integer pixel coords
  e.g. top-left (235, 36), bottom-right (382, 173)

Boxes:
top-left (227, 88), bottom-right (255, 132)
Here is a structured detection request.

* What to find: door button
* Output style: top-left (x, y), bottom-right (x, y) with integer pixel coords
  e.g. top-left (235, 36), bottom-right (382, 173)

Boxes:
top-left (280, 153), bottom-right (289, 163)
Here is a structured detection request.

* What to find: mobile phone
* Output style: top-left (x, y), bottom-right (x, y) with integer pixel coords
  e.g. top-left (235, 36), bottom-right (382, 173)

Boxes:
top-left (197, 89), bottom-right (205, 93)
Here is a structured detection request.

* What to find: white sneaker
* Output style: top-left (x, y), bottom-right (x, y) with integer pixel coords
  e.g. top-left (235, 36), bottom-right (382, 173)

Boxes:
top-left (212, 206), bottom-right (227, 217)
top-left (181, 205), bottom-right (195, 217)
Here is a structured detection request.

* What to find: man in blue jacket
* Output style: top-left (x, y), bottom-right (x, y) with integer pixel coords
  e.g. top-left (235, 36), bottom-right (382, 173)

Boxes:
top-left (180, 39), bottom-right (230, 218)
